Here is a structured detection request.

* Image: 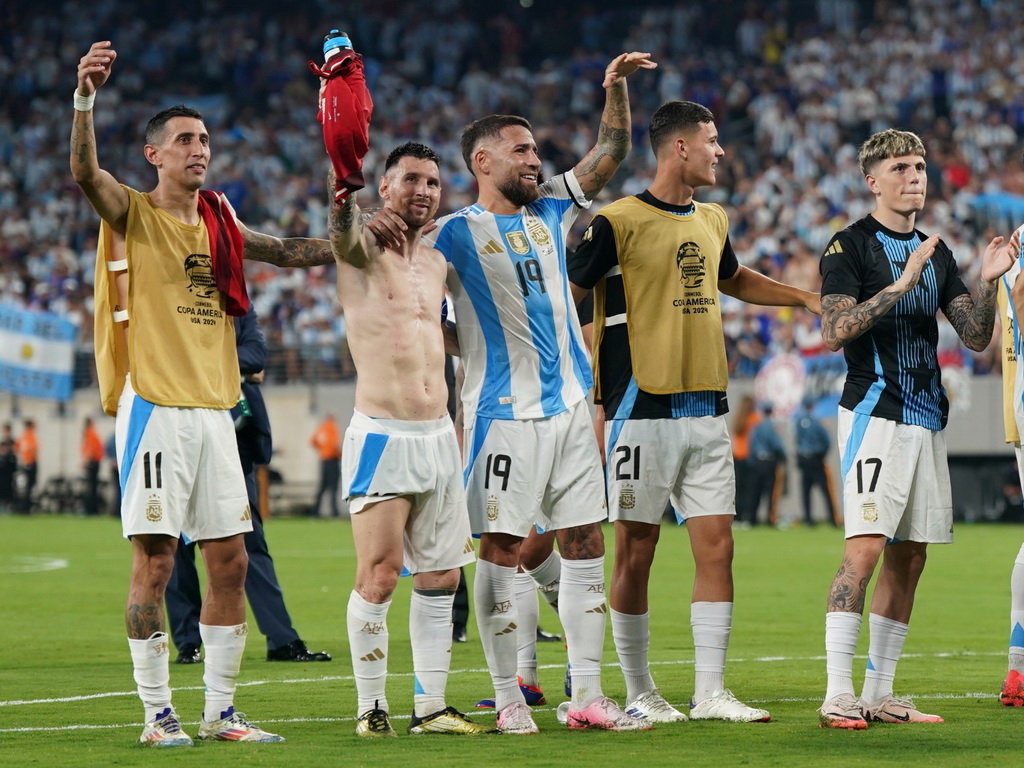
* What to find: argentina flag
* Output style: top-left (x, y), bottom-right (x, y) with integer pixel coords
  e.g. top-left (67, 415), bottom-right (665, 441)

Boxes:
top-left (0, 304), bottom-right (77, 401)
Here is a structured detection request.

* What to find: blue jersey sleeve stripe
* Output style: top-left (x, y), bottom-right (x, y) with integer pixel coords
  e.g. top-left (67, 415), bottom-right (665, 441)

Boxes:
top-left (349, 433), bottom-right (390, 496)
top-left (120, 395), bottom-right (155, 496)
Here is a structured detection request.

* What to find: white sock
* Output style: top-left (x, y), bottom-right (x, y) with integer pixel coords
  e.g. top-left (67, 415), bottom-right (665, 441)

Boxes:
top-left (474, 559), bottom-right (523, 712)
top-left (526, 549), bottom-right (562, 611)
top-left (861, 613), bottom-right (908, 703)
top-left (560, 556), bottom-right (606, 709)
top-left (691, 601), bottom-right (732, 703)
top-left (1010, 544), bottom-right (1024, 672)
top-left (514, 572), bottom-right (540, 688)
top-left (410, 589), bottom-right (456, 717)
top-left (825, 611), bottom-right (862, 701)
top-left (611, 608), bottom-right (654, 702)
top-left (347, 590), bottom-right (391, 716)
top-left (128, 632), bottom-right (172, 722)
top-left (200, 622), bottom-right (247, 721)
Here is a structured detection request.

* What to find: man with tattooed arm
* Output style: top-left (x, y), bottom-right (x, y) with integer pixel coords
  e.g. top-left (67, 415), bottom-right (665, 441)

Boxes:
top-left (816, 128), bottom-right (1020, 730)
top-left (72, 41), bottom-right (335, 748)
top-left (379, 52), bottom-right (656, 734)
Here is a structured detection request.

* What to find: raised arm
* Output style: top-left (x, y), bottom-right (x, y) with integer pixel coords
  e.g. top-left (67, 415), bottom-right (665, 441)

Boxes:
top-left (239, 221), bottom-right (335, 268)
top-left (820, 234), bottom-right (939, 351)
top-left (70, 41), bottom-right (129, 232)
top-left (325, 169), bottom-right (377, 269)
top-left (943, 230), bottom-right (1020, 352)
top-left (572, 52), bottom-right (657, 201)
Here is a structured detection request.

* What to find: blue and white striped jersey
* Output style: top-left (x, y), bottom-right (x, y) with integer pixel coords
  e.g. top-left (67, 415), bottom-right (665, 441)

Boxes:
top-left (427, 172), bottom-right (594, 422)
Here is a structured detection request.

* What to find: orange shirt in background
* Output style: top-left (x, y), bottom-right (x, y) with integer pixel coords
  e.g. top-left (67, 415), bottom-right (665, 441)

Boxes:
top-left (16, 428), bottom-right (37, 466)
top-left (82, 425), bottom-right (104, 464)
top-left (311, 418), bottom-right (342, 461)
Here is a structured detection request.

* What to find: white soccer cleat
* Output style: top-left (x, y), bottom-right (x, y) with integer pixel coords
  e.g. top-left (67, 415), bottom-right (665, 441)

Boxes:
top-left (139, 707), bottom-right (193, 747)
top-left (861, 695), bottom-right (943, 724)
top-left (818, 693), bottom-right (868, 730)
top-left (689, 689), bottom-right (771, 723)
top-left (196, 707), bottom-right (285, 742)
top-left (556, 701), bottom-right (571, 725)
top-left (496, 701), bottom-right (539, 734)
top-left (625, 689), bottom-right (689, 723)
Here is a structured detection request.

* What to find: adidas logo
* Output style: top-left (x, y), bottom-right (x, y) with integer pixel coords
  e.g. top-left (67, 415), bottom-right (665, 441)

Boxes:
top-left (463, 538), bottom-right (475, 554)
top-left (824, 240), bottom-right (844, 257)
top-left (478, 239), bottom-right (503, 256)
top-left (360, 648), bottom-right (385, 662)
top-left (493, 622), bottom-right (518, 636)
top-left (585, 604), bottom-right (607, 614)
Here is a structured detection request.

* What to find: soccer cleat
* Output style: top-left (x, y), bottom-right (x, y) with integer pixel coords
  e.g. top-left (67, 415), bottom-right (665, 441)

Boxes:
top-left (266, 639), bottom-right (332, 662)
top-left (496, 701), bottom-right (539, 734)
top-left (1001, 670), bottom-right (1024, 707)
top-left (690, 689), bottom-right (771, 723)
top-left (408, 706), bottom-right (496, 734)
top-left (196, 707), bottom-right (285, 742)
top-left (537, 626), bottom-right (562, 642)
top-left (556, 701), bottom-right (571, 725)
top-left (625, 690), bottom-right (689, 723)
top-left (566, 696), bottom-right (653, 731)
top-left (818, 693), bottom-right (868, 730)
top-left (356, 706), bottom-right (397, 738)
top-left (139, 707), bottom-right (194, 747)
top-left (862, 695), bottom-right (944, 723)
top-left (476, 677), bottom-right (546, 709)
top-left (175, 644), bottom-right (201, 664)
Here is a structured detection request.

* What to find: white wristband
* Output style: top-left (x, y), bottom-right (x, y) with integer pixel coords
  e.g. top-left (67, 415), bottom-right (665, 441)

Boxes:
top-left (74, 90), bottom-right (96, 112)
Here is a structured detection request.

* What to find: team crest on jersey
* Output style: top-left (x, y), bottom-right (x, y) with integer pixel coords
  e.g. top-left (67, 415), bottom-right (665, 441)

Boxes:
top-left (525, 217), bottom-right (551, 247)
top-left (145, 493), bottom-right (162, 522)
top-left (487, 494), bottom-right (500, 521)
top-left (861, 499), bottom-right (878, 523)
top-left (676, 242), bottom-right (705, 288)
top-left (184, 253), bottom-right (217, 298)
top-left (505, 231), bottom-right (531, 256)
top-left (619, 484), bottom-right (636, 510)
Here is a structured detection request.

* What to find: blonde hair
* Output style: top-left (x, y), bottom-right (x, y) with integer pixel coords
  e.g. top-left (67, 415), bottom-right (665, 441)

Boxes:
top-left (858, 129), bottom-right (926, 176)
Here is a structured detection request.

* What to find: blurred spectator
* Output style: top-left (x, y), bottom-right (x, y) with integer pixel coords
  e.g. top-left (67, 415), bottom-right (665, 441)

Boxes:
top-left (310, 412), bottom-right (342, 518)
top-left (15, 419), bottom-right (37, 513)
top-left (81, 416), bottom-right (104, 516)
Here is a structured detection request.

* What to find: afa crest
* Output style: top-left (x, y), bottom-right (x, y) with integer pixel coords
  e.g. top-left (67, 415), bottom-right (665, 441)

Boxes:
top-left (861, 500), bottom-right (878, 523)
top-left (619, 484), bottom-right (636, 511)
top-left (505, 231), bottom-right (531, 256)
top-left (146, 494), bottom-right (162, 522)
top-left (487, 494), bottom-right (500, 521)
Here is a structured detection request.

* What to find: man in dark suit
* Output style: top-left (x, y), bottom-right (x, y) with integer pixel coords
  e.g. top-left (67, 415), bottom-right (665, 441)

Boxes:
top-left (165, 305), bottom-right (331, 663)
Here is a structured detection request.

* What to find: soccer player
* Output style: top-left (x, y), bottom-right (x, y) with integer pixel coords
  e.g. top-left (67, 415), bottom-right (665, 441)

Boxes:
top-left (420, 51), bottom-right (657, 734)
top-left (998, 219), bottom-right (1024, 707)
top-left (817, 128), bottom-right (1019, 729)
top-left (568, 100), bottom-right (818, 723)
top-left (72, 41), bottom-right (334, 747)
top-left (318, 51), bottom-right (488, 733)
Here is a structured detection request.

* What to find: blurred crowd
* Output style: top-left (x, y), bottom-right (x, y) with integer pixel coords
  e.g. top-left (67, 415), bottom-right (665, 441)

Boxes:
top-left (2, 0), bottom-right (1024, 385)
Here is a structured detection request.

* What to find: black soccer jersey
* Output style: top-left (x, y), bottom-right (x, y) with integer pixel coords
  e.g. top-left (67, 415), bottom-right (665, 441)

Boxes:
top-left (819, 215), bottom-right (969, 430)
top-left (568, 191), bottom-right (739, 420)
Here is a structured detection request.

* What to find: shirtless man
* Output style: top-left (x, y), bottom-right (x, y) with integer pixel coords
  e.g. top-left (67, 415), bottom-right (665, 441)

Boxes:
top-left (327, 140), bottom-right (489, 737)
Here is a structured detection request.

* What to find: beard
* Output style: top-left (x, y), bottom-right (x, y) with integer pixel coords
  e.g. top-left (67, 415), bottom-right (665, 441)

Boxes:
top-left (497, 169), bottom-right (545, 208)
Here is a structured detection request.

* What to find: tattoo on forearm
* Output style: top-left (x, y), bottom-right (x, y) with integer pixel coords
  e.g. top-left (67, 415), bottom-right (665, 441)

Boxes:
top-left (557, 522), bottom-right (606, 560)
top-left (821, 289), bottom-right (903, 350)
top-left (70, 117), bottom-right (96, 169)
top-left (242, 230), bottom-right (334, 268)
top-left (596, 123), bottom-right (630, 162)
top-left (944, 283), bottom-right (997, 351)
top-left (126, 601), bottom-right (163, 639)
top-left (826, 556), bottom-right (868, 613)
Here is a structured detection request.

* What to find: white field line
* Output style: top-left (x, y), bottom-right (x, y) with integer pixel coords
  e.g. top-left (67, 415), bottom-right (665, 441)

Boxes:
top-left (0, 650), bottom-right (1005, 735)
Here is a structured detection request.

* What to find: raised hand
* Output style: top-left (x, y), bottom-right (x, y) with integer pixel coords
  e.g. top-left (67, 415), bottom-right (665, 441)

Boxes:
top-left (78, 41), bottom-right (117, 96)
top-left (981, 228), bottom-right (1022, 283)
top-left (897, 233), bottom-right (939, 293)
top-left (602, 52), bottom-right (658, 89)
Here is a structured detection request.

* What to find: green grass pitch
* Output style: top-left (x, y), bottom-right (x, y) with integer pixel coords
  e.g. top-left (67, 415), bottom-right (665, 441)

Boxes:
top-left (2, 515), bottom-right (1021, 767)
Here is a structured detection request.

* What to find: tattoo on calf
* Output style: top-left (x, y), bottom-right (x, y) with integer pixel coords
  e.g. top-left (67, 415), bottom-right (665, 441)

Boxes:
top-left (127, 601), bottom-right (163, 639)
